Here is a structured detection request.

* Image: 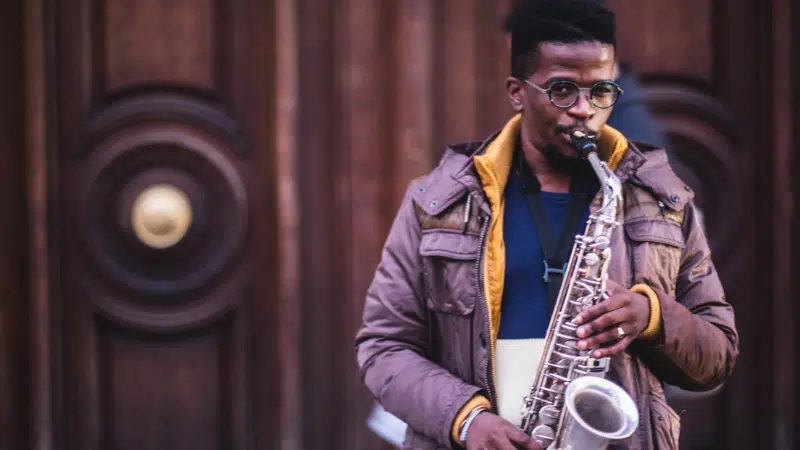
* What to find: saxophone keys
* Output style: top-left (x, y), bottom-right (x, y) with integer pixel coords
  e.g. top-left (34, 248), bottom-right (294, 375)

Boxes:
top-left (538, 405), bottom-right (561, 426)
top-left (594, 236), bottom-right (610, 250)
top-left (583, 252), bottom-right (600, 266)
top-left (532, 425), bottom-right (555, 448)
top-left (559, 344), bottom-right (579, 358)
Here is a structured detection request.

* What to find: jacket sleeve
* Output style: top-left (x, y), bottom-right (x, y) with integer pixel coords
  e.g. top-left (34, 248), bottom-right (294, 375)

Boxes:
top-left (355, 183), bottom-right (483, 447)
top-left (633, 200), bottom-right (739, 391)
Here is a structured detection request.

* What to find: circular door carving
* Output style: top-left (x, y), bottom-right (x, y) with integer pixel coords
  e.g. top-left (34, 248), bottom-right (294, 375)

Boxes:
top-left (637, 83), bottom-right (742, 283)
top-left (75, 94), bottom-right (249, 330)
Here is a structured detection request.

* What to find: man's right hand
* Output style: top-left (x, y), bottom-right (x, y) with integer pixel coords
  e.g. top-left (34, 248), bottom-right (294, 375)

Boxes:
top-left (465, 412), bottom-right (543, 450)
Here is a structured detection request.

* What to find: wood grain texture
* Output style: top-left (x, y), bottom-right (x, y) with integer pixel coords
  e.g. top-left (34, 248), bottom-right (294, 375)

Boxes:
top-left (104, 0), bottom-right (215, 91)
top-left (337, 1), bottom-right (385, 449)
top-left (0, 1), bottom-right (30, 450)
top-left (772, 0), bottom-right (794, 448)
top-left (715, 0), bottom-right (775, 449)
top-left (607, 0), bottom-right (713, 82)
top-left (22, 0), bottom-right (57, 448)
top-left (274, 0), bottom-right (301, 449)
top-left (475, 0), bottom-right (514, 136)
top-left (295, 0), bottom-right (337, 448)
top-left (101, 323), bottom-right (226, 450)
top-left (440, 0), bottom-right (477, 146)
top-left (393, 0), bottom-right (436, 204)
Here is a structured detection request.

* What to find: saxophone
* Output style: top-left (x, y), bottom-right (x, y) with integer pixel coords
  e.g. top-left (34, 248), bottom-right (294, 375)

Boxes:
top-left (519, 131), bottom-right (639, 450)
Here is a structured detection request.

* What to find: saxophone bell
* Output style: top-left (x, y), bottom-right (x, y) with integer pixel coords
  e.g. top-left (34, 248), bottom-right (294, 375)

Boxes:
top-left (555, 376), bottom-right (639, 450)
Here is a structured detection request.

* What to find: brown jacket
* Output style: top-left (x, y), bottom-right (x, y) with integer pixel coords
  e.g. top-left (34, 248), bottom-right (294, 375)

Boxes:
top-left (355, 120), bottom-right (739, 450)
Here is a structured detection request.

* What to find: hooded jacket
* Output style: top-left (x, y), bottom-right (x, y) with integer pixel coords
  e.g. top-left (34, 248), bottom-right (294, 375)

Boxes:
top-left (355, 115), bottom-right (739, 449)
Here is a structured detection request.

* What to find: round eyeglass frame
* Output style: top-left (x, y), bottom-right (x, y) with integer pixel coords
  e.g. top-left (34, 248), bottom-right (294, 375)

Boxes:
top-left (523, 79), bottom-right (624, 109)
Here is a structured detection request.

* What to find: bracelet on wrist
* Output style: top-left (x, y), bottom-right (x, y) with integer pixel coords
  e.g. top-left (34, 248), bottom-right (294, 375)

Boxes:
top-left (459, 406), bottom-right (489, 444)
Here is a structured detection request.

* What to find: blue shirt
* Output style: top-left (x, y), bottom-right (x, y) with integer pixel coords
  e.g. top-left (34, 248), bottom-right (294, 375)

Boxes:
top-left (498, 169), bottom-right (590, 339)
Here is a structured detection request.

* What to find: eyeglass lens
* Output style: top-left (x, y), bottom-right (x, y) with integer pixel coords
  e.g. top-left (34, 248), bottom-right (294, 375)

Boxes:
top-left (549, 81), bottom-right (619, 108)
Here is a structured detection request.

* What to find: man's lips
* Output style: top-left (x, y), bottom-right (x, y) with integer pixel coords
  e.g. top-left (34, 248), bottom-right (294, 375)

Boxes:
top-left (558, 129), bottom-right (595, 145)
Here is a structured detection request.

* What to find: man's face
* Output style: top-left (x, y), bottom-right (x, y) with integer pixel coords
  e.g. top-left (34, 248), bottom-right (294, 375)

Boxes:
top-left (508, 42), bottom-right (616, 165)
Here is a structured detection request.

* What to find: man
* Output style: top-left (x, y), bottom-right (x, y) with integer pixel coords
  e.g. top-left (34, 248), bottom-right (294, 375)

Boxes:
top-left (355, 1), bottom-right (739, 449)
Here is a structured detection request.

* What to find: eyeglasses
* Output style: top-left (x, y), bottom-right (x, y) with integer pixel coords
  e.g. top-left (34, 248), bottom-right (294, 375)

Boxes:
top-left (524, 79), bottom-right (623, 109)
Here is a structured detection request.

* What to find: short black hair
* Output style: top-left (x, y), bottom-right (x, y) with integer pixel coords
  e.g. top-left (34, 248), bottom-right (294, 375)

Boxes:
top-left (504, 0), bottom-right (617, 79)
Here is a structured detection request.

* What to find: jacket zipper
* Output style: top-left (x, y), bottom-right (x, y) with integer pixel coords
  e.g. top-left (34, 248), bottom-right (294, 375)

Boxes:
top-left (473, 204), bottom-right (495, 409)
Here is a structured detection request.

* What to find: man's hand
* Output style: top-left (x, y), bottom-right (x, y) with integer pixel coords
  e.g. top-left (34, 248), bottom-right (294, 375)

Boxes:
top-left (465, 412), bottom-right (542, 450)
top-left (573, 279), bottom-right (651, 359)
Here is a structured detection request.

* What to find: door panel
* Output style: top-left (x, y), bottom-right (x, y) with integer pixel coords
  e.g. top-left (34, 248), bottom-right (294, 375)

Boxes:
top-left (49, 0), bottom-right (280, 449)
top-left (104, 0), bottom-right (215, 92)
top-left (8, 1), bottom-right (794, 449)
top-left (0, 0), bottom-right (29, 449)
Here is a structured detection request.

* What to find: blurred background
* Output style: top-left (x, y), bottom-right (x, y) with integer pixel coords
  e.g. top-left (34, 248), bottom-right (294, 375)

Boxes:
top-left (0, 0), bottom-right (796, 449)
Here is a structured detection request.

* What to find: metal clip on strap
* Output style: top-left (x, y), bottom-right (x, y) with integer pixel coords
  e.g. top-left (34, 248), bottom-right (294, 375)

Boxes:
top-left (543, 260), bottom-right (568, 283)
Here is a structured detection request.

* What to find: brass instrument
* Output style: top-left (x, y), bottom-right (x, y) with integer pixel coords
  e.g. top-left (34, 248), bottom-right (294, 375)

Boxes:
top-left (519, 131), bottom-right (639, 449)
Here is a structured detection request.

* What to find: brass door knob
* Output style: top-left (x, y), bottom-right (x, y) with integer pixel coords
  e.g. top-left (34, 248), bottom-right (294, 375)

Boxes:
top-left (131, 184), bottom-right (192, 249)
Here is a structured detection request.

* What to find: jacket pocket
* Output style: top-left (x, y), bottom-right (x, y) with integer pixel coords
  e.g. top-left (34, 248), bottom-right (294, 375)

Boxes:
top-left (419, 230), bottom-right (479, 381)
top-left (649, 393), bottom-right (681, 450)
top-left (624, 219), bottom-right (685, 296)
top-left (419, 230), bottom-right (479, 316)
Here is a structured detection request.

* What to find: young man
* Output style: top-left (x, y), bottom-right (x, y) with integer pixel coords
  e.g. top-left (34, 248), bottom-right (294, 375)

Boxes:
top-left (355, 1), bottom-right (739, 449)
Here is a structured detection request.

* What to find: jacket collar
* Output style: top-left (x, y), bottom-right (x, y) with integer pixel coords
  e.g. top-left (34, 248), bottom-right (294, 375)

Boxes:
top-left (624, 142), bottom-right (695, 211)
top-left (413, 115), bottom-right (694, 217)
top-left (458, 114), bottom-right (633, 207)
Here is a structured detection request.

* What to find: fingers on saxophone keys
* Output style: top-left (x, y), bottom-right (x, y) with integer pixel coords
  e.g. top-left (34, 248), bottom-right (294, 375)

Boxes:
top-left (575, 303), bottom-right (606, 327)
top-left (578, 324), bottom-right (623, 349)
top-left (575, 294), bottom-right (626, 327)
top-left (578, 320), bottom-right (627, 350)
top-left (576, 306), bottom-right (626, 339)
top-left (592, 336), bottom-right (633, 359)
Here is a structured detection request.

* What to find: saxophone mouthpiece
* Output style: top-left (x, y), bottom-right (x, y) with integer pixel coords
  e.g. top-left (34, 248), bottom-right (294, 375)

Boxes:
top-left (571, 130), bottom-right (598, 158)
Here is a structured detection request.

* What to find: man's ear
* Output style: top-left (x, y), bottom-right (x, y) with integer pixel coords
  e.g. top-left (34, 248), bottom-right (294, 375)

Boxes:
top-left (506, 77), bottom-right (524, 112)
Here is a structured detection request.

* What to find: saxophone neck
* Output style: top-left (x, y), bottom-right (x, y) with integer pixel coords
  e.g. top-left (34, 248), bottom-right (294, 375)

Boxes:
top-left (585, 151), bottom-right (621, 218)
top-left (570, 130), bottom-right (621, 214)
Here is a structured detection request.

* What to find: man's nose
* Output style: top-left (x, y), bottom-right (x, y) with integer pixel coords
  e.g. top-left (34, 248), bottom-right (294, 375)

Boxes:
top-left (567, 91), bottom-right (595, 120)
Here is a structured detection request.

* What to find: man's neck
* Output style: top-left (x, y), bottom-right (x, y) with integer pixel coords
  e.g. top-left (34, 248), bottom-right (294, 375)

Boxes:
top-left (521, 144), bottom-right (572, 194)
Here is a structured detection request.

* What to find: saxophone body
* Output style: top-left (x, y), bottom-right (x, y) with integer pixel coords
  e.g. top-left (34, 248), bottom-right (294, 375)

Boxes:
top-left (519, 132), bottom-right (639, 450)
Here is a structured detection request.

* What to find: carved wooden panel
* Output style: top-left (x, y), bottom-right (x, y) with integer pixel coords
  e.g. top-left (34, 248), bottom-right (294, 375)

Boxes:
top-left (9, 1), bottom-right (794, 450)
top-left (104, 0), bottom-right (215, 91)
top-left (47, 0), bottom-right (282, 449)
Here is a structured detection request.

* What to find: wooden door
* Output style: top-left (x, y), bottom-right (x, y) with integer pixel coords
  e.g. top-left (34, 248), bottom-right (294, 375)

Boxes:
top-left (5, 1), bottom-right (797, 450)
top-left (20, 0), bottom-right (295, 449)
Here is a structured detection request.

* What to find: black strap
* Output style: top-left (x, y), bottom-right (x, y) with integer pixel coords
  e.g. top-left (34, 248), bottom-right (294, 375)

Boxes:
top-left (516, 151), bottom-right (599, 308)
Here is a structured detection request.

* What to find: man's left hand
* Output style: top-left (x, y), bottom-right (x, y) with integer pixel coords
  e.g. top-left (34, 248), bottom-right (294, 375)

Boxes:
top-left (573, 279), bottom-right (651, 358)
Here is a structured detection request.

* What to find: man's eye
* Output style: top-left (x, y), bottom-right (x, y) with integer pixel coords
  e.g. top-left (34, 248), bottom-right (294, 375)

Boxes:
top-left (551, 84), bottom-right (574, 95)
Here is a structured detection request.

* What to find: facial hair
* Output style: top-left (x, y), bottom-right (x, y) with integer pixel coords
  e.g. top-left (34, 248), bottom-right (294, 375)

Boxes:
top-left (539, 143), bottom-right (586, 174)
